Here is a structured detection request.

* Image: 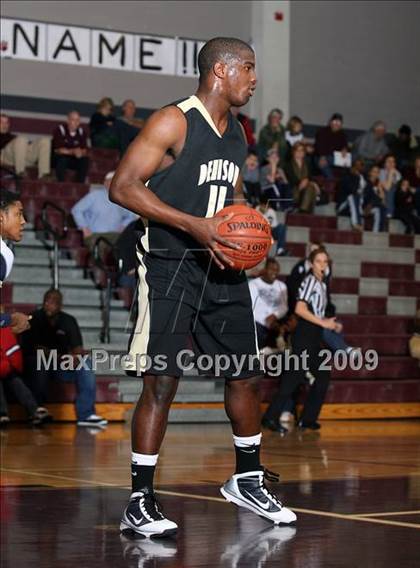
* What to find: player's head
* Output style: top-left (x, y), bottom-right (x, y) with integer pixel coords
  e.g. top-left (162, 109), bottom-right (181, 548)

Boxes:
top-left (43, 288), bottom-right (63, 317)
top-left (0, 188), bottom-right (25, 241)
top-left (198, 37), bottom-right (256, 106)
top-left (263, 257), bottom-right (280, 283)
top-left (309, 248), bottom-right (329, 280)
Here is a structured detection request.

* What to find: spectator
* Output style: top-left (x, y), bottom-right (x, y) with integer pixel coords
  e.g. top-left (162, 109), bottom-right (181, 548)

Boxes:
top-left (336, 159), bottom-right (366, 231)
top-left (248, 258), bottom-right (289, 355)
top-left (115, 218), bottom-right (144, 291)
top-left (314, 113), bottom-right (349, 179)
top-left (114, 99), bottom-right (144, 156)
top-left (285, 116), bottom-right (304, 151)
top-left (389, 124), bottom-right (418, 170)
top-left (231, 106), bottom-right (256, 148)
top-left (379, 154), bottom-right (401, 218)
top-left (284, 142), bottom-right (320, 213)
top-left (363, 165), bottom-right (387, 232)
top-left (242, 151), bottom-right (261, 206)
top-left (71, 171), bottom-right (136, 251)
top-left (394, 179), bottom-right (420, 235)
top-left (52, 111), bottom-right (89, 183)
top-left (257, 108), bottom-right (288, 163)
top-left (21, 289), bottom-right (108, 427)
top-left (353, 121), bottom-right (389, 168)
top-left (409, 309), bottom-right (420, 361)
top-left (89, 97), bottom-right (118, 149)
top-left (0, 113), bottom-right (51, 179)
top-left (256, 194), bottom-right (288, 256)
top-left (260, 149), bottom-right (291, 211)
top-left (0, 326), bottom-right (52, 427)
top-left (403, 156), bottom-right (420, 216)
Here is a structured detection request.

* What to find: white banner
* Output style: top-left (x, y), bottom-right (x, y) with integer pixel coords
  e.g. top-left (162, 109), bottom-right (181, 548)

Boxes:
top-left (0, 17), bottom-right (204, 78)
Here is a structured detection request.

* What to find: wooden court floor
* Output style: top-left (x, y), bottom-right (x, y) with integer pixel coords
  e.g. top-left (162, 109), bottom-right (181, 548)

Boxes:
top-left (1, 419), bottom-right (420, 567)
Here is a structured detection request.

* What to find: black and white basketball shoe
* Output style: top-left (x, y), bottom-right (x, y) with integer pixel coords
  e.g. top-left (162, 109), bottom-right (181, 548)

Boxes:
top-left (120, 488), bottom-right (178, 538)
top-left (220, 470), bottom-right (297, 525)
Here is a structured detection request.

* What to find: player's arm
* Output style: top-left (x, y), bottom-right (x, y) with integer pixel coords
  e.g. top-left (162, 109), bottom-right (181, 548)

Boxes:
top-left (233, 173), bottom-right (246, 203)
top-left (110, 107), bottom-right (238, 269)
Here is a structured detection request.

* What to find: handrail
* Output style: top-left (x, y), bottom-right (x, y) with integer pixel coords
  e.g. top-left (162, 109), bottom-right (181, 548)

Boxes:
top-left (39, 201), bottom-right (69, 290)
top-left (92, 236), bottom-right (121, 344)
top-left (40, 201), bottom-right (69, 240)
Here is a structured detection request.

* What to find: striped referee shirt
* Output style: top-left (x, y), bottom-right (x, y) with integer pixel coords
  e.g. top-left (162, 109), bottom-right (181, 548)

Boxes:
top-left (297, 274), bottom-right (327, 318)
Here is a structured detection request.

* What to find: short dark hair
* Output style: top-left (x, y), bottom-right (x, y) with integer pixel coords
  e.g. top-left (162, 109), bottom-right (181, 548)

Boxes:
top-left (43, 288), bottom-right (63, 302)
top-left (198, 37), bottom-right (253, 82)
top-left (309, 247), bottom-right (328, 264)
top-left (265, 257), bottom-right (279, 269)
top-left (0, 188), bottom-right (21, 210)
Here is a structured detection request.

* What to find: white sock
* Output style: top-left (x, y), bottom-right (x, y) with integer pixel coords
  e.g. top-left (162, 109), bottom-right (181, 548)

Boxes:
top-left (233, 433), bottom-right (262, 448)
top-left (131, 451), bottom-right (159, 466)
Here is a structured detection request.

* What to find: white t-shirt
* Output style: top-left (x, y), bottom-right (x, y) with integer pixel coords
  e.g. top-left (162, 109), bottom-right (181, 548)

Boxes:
top-left (256, 206), bottom-right (278, 229)
top-left (248, 276), bottom-right (288, 326)
top-left (286, 131), bottom-right (304, 146)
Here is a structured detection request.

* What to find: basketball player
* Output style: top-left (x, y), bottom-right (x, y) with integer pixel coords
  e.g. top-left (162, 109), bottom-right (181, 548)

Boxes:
top-left (0, 189), bottom-right (31, 333)
top-left (110, 37), bottom-right (296, 537)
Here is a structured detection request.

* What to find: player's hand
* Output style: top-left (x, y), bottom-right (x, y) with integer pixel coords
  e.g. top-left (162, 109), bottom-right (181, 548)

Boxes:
top-left (187, 214), bottom-right (241, 270)
top-left (10, 312), bottom-right (31, 334)
top-left (265, 314), bottom-right (278, 329)
top-left (322, 317), bottom-right (337, 330)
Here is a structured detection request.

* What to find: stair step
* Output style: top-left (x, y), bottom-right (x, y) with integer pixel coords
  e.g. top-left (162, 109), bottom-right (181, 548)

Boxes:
top-left (332, 356), bottom-right (419, 379)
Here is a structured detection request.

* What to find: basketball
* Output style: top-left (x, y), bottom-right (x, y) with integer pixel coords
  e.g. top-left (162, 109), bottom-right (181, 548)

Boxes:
top-left (215, 204), bottom-right (273, 270)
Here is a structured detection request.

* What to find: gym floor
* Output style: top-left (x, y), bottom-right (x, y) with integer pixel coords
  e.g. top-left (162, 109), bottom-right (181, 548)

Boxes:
top-left (1, 420), bottom-right (419, 567)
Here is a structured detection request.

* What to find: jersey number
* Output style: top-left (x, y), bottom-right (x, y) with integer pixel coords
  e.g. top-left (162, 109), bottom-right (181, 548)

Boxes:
top-left (205, 185), bottom-right (227, 217)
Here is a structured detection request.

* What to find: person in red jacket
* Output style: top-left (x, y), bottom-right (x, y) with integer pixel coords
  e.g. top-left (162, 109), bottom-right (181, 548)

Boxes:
top-left (0, 327), bottom-right (51, 427)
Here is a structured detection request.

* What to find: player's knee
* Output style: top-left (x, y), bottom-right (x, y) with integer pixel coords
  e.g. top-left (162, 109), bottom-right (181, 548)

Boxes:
top-left (227, 375), bottom-right (261, 394)
top-left (145, 376), bottom-right (178, 407)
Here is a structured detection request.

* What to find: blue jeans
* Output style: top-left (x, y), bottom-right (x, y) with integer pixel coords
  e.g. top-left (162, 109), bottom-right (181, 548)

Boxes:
top-left (384, 187), bottom-right (397, 217)
top-left (317, 155), bottom-right (334, 180)
top-left (272, 224), bottom-right (287, 251)
top-left (322, 329), bottom-right (350, 352)
top-left (27, 356), bottom-right (97, 420)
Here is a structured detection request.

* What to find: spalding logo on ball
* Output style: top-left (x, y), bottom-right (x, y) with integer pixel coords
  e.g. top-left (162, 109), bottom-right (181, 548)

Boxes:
top-left (215, 204), bottom-right (273, 271)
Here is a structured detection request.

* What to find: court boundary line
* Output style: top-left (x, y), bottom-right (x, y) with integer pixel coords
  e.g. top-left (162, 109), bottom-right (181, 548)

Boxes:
top-left (356, 510), bottom-right (420, 518)
top-left (2, 467), bottom-right (419, 530)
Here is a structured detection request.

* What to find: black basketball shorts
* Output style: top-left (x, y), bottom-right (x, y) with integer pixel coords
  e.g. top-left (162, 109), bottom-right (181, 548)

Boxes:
top-left (125, 251), bottom-right (262, 380)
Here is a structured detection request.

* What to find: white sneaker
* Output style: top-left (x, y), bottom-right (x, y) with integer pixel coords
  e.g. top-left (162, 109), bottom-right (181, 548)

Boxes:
top-left (220, 470), bottom-right (297, 525)
top-left (120, 489), bottom-right (178, 538)
top-left (77, 414), bottom-right (108, 427)
top-left (280, 411), bottom-right (294, 423)
top-left (120, 533), bottom-right (177, 567)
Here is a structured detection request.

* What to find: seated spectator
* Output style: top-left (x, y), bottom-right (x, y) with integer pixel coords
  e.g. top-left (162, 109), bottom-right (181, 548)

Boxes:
top-left (52, 111), bottom-right (89, 183)
top-left (336, 159), bottom-right (366, 230)
top-left (363, 165), bottom-right (387, 232)
top-left (257, 108), bottom-right (288, 164)
top-left (314, 113), bottom-right (349, 179)
top-left (0, 113), bottom-right (51, 179)
top-left (255, 194), bottom-right (288, 256)
top-left (21, 289), bottom-right (108, 427)
top-left (248, 258), bottom-right (289, 353)
top-left (115, 218), bottom-right (144, 291)
top-left (394, 179), bottom-right (420, 235)
top-left (285, 116), bottom-right (304, 150)
top-left (389, 124), bottom-right (418, 170)
top-left (260, 149), bottom-right (291, 211)
top-left (403, 156), bottom-right (420, 216)
top-left (379, 154), bottom-right (401, 218)
top-left (242, 151), bottom-right (261, 206)
top-left (71, 170), bottom-right (136, 251)
top-left (409, 309), bottom-right (420, 361)
top-left (89, 97), bottom-right (118, 149)
top-left (114, 99), bottom-right (144, 156)
top-left (0, 326), bottom-right (52, 427)
top-left (353, 121), bottom-right (389, 168)
top-left (284, 142), bottom-right (320, 213)
top-left (231, 106), bottom-right (256, 148)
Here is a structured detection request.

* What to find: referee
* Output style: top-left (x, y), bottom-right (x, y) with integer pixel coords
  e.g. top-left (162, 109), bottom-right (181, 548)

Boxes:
top-left (263, 248), bottom-right (339, 431)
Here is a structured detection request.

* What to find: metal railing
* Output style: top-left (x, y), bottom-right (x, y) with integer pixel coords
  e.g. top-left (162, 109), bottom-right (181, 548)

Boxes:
top-left (39, 201), bottom-right (69, 290)
top-left (92, 236), bottom-right (122, 344)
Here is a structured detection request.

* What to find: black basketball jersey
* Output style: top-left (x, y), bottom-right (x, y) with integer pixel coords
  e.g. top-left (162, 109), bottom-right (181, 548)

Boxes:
top-left (141, 95), bottom-right (248, 258)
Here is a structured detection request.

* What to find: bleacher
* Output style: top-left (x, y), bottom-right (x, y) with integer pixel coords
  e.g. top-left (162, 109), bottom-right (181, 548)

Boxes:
top-left (2, 112), bottom-right (419, 423)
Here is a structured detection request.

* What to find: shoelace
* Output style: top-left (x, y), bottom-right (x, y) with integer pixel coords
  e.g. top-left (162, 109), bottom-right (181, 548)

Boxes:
top-left (260, 468), bottom-right (282, 508)
top-left (140, 494), bottom-right (164, 522)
